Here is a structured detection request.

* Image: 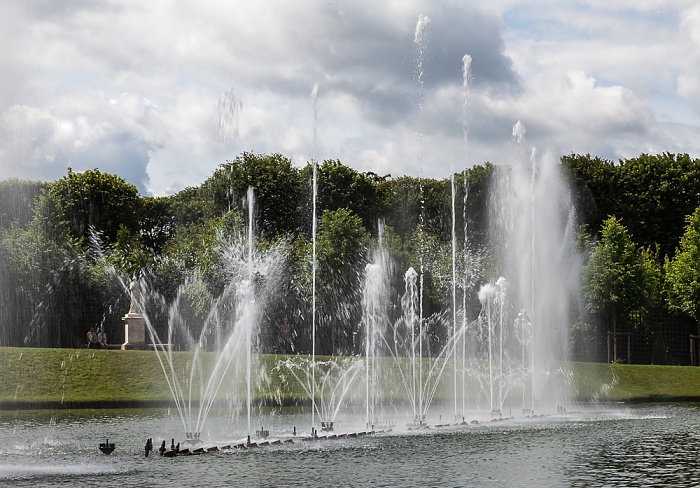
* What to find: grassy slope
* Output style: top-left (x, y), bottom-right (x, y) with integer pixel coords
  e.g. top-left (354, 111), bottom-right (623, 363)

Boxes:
top-left (0, 347), bottom-right (313, 405)
top-left (0, 348), bottom-right (182, 403)
top-left (1, 347), bottom-right (700, 407)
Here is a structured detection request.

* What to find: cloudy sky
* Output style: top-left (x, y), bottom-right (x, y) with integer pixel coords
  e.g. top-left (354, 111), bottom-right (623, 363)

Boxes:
top-left (1, 1), bottom-right (699, 196)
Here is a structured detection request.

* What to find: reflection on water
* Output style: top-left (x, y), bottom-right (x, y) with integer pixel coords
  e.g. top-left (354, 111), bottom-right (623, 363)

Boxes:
top-left (0, 404), bottom-right (699, 487)
top-left (564, 413), bottom-right (700, 487)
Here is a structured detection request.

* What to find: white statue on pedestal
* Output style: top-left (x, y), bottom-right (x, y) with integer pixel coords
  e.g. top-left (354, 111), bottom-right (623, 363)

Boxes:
top-left (123, 275), bottom-right (146, 349)
top-left (128, 277), bottom-right (141, 315)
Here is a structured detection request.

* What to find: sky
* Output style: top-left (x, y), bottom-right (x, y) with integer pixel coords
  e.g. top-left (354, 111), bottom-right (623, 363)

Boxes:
top-left (1, 0), bottom-right (699, 196)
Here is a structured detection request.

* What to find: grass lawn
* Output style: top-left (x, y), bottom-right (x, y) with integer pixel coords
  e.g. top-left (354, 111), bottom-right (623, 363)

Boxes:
top-left (2, 347), bottom-right (700, 407)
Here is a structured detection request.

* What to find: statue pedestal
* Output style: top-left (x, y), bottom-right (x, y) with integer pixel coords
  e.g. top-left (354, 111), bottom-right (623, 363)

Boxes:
top-left (122, 313), bottom-right (148, 350)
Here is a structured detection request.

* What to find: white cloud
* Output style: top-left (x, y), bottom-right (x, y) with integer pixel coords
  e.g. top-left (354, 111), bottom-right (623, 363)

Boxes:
top-left (678, 74), bottom-right (700, 100)
top-left (0, 1), bottom-right (699, 195)
top-left (680, 5), bottom-right (700, 46)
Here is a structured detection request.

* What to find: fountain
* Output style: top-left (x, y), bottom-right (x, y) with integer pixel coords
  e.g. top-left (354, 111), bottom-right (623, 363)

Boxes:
top-left (475, 278), bottom-right (520, 417)
top-left (276, 355), bottom-right (364, 434)
top-left (0, 16), bottom-right (582, 460)
top-left (132, 186), bottom-right (288, 444)
top-left (361, 227), bottom-right (392, 429)
top-left (83, 13), bottom-right (580, 447)
top-left (484, 122), bottom-right (579, 412)
top-left (0, 11), bottom-right (689, 487)
top-left (127, 137), bottom-right (576, 443)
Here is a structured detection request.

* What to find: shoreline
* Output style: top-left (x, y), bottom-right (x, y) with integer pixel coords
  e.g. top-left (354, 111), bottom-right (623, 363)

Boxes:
top-left (3, 396), bottom-right (700, 411)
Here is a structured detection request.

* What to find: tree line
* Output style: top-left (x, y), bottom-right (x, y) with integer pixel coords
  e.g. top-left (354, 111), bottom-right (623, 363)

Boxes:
top-left (1, 152), bottom-right (699, 363)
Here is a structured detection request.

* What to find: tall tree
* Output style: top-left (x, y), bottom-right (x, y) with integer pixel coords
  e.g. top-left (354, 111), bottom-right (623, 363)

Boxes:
top-left (49, 168), bottom-right (141, 244)
top-left (564, 152), bottom-right (700, 260)
top-left (139, 196), bottom-right (176, 254)
top-left (454, 163), bottom-right (494, 251)
top-left (618, 153), bottom-right (700, 259)
top-left (206, 152), bottom-right (303, 238)
top-left (581, 216), bottom-right (658, 360)
top-left (665, 206), bottom-right (700, 330)
top-left (0, 190), bottom-right (114, 347)
top-left (561, 153), bottom-right (619, 237)
top-left (315, 207), bottom-right (370, 354)
top-left (381, 176), bottom-right (450, 240)
top-left (300, 160), bottom-right (387, 237)
top-left (0, 179), bottom-right (48, 230)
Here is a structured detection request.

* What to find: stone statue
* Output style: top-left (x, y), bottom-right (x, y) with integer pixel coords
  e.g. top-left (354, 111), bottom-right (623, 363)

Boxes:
top-left (123, 275), bottom-right (146, 349)
top-left (128, 277), bottom-right (141, 315)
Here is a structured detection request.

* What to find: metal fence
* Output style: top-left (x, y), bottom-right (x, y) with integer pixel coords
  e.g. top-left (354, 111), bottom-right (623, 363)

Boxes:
top-left (570, 311), bottom-right (698, 365)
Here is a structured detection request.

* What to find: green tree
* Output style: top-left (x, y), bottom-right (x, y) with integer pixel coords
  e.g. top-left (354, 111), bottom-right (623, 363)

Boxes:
top-left (301, 160), bottom-right (387, 236)
top-left (109, 225), bottom-right (154, 278)
top-left (163, 212), bottom-right (242, 295)
top-left (380, 176), bottom-right (422, 239)
top-left (454, 163), bottom-right (494, 251)
top-left (50, 168), bottom-right (141, 244)
top-left (139, 196), bottom-right (176, 254)
top-left (665, 206), bottom-right (700, 329)
top-left (618, 153), bottom-right (700, 258)
top-left (564, 152), bottom-right (700, 260)
top-left (582, 216), bottom-right (657, 360)
top-left (167, 186), bottom-right (218, 229)
top-left (381, 176), bottom-right (450, 240)
top-left (315, 207), bottom-right (370, 354)
top-left (0, 179), bottom-right (48, 230)
top-left (206, 153), bottom-right (303, 238)
top-left (561, 153), bottom-right (619, 238)
top-left (0, 190), bottom-right (114, 347)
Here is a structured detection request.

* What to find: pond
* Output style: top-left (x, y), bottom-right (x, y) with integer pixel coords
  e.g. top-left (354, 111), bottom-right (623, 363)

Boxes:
top-left (1, 404), bottom-right (699, 487)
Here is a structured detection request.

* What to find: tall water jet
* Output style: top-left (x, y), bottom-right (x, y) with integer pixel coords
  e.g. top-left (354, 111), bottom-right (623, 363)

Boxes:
top-left (460, 170), bottom-right (470, 418)
top-left (461, 54), bottom-right (472, 150)
top-left (245, 185), bottom-right (255, 438)
top-left (476, 278), bottom-right (515, 416)
top-left (403, 268), bottom-right (421, 423)
top-left (456, 170), bottom-right (487, 416)
top-left (217, 87), bottom-right (242, 157)
top-left (486, 120), bottom-right (579, 412)
top-left (451, 170), bottom-right (458, 420)
top-left (529, 146), bottom-right (537, 413)
top-left (361, 221), bottom-right (391, 427)
top-left (413, 13), bottom-right (430, 427)
top-left (453, 53), bottom-right (472, 420)
top-left (514, 309), bottom-right (533, 413)
top-left (414, 15), bottom-right (431, 108)
top-left (478, 283), bottom-right (495, 414)
top-left (496, 276), bottom-right (508, 414)
top-left (310, 82), bottom-right (319, 434)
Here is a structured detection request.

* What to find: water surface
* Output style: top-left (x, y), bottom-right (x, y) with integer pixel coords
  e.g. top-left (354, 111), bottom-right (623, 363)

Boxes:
top-left (1, 404), bottom-right (698, 487)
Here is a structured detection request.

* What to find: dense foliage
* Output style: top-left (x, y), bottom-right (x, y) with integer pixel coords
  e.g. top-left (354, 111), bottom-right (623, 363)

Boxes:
top-left (1, 152), bottom-right (700, 363)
